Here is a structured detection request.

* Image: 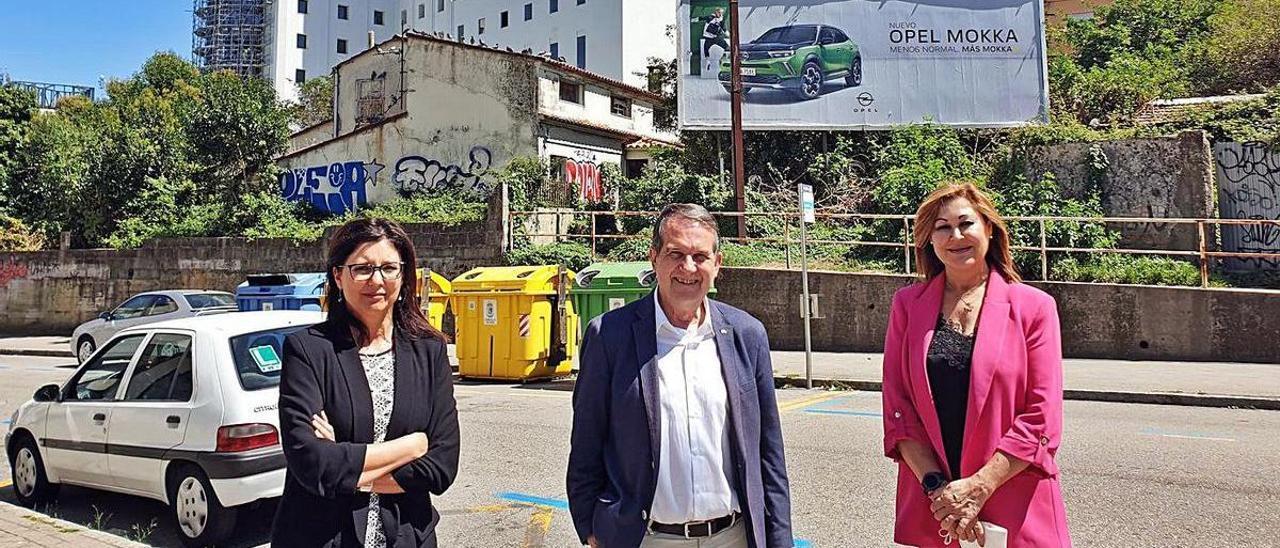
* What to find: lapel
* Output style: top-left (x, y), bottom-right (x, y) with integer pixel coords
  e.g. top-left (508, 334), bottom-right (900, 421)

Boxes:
top-left (905, 276), bottom-right (948, 463)
top-left (631, 292), bottom-right (662, 467)
top-left (708, 301), bottom-right (749, 476)
top-left (964, 271), bottom-right (1012, 451)
top-left (329, 322), bottom-right (375, 444)
top-left (387, 329), bottom-right (416, 436)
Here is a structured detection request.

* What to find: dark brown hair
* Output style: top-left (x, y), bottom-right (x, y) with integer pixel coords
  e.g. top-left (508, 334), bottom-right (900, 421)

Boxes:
top-left (912, 182), bottom-right (1021, 283)
top-left (651, 203), bottom-right (720, 252)
top-left (325, 218), bottom-right (447, 344)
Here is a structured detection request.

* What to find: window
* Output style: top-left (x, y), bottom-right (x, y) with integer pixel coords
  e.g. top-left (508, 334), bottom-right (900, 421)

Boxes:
top-left (524, 3), bottom-right (533, 20)
top-left (230, 326), bottom-right (312, 391)
top-left (611, 96), bottom-right (632, 117)
top-left (295, 69), bottom-right (306, 83)
top-left (337, 4), bottom-right (348, 19)
top-left (559, 80), bottom-right (582, 104)
top-left (831, 29), bottom-right (849, 43)
top-left (457, 24), bottom-right (465, 40)
top-left (66, 334), bottom-right (145, 401)
top-left (337, 38), bottom-right (348, 54)
top-left (112, 295), bottom-right (155, 320)
top-left (296, 33), bottom-right (307, 49)
top-left (576, 35), bottom-right (587, 68)
top-left (373, 10), bottom-right (384, 25)
top-left (501, 11), bottom-right (509, 28)
top-left (550, 0), bottom-right (559, 13)
top-left (124, 334), bottom-right (193, 401)
top-left (147, 296), bottom-right (178, 316)
top-left (184, 293), bottom-right (236, 310)
top-left (478, 17), bottom-right (486, 34)
top-left (577, 0), bottom-right (586, 5)
top-left (297, 0), bottom-right (308, 14)
top-left (549, 42), bottom-right (559, 58)
top-left (819, 28), bottom-right (837, 45)
top-left (437, 0), bottom-right (444, 13)
top-left (418, 3), bottom-right (425, 18)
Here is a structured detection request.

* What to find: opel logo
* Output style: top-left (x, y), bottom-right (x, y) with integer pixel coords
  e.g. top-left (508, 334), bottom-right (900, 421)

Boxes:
top-left (857, 92), bottom-right (875, 106)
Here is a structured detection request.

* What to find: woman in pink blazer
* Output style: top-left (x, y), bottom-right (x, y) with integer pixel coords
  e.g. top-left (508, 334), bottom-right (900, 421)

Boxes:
top-left (881, 182), bottom-right (1071, 547)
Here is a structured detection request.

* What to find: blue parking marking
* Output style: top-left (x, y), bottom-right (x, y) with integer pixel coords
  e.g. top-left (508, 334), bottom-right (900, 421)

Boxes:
top-left (803, 409), bottom-right (882, 418)
top-left (495, 491), bottom-right (570, 510)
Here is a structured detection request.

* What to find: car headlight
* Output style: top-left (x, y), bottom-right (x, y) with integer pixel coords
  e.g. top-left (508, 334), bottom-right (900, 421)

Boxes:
top-left (768, 50), bottom-right (795, 58)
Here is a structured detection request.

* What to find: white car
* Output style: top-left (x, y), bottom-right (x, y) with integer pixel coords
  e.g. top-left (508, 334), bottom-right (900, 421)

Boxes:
top-left (71, 290), bottom-right (239, 364)
top-left (7, 311), bottom-right (323, 547)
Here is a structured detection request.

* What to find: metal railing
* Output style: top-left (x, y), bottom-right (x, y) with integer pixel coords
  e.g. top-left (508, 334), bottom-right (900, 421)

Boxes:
top-left (509, 209), bottom-right (1280, 288)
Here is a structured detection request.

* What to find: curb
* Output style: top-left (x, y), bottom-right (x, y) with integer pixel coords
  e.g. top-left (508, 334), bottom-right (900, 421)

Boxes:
top-left (0, 349), bottom-right (75, 359)
top-left (0, 499), bottom-right (148, 547)
top-left (772, 377), bottom-right (1280, 411)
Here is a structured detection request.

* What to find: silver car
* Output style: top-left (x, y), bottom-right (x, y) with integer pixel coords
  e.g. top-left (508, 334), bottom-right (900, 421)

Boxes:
top-left (71, 291), bottom-right (238, 363)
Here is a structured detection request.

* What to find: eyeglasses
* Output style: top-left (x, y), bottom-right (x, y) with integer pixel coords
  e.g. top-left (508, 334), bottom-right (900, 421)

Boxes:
top-left (341, 262), bottom-right (405, 281)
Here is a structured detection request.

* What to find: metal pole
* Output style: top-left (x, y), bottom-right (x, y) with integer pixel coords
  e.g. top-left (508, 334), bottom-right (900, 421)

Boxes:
top-left (729, 0), bottom-right (747, 239)
top-left (784, 219), bottom-right (792, 269)
top-left (801, 208), bottom-right (812, 389)
top-left (1197, 220), bottom-right (1209, 288)
top-left (1039, 219), bottom-right (1048, 281)
top-left (590, 213), bottom-right (598, 258)
top-left (902, 217), bottom-right (912, 275)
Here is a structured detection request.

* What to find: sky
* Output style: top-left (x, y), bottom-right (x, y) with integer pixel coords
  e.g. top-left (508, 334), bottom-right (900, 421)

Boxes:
top-left (0, 1), bottom-right (192, 95)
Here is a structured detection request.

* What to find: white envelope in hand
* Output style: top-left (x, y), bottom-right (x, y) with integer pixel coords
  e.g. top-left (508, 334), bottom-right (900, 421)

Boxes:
top-left (959, 522), bottom-right (1008, 548)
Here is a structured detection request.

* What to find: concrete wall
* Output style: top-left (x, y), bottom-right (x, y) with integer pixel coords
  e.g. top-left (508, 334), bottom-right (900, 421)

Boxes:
top-left (1024, 131), bottom-right (1217, 251)
top-left (0, 192), bottom-right (508, 336)
top-left (715, 267), bottom-right (1280, 364)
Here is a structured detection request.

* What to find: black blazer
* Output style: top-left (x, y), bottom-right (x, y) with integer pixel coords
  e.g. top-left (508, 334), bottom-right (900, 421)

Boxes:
top-left (272, 321), bottom-right (460, 547)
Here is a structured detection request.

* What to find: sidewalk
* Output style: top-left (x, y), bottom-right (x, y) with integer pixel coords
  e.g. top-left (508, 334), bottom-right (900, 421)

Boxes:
top-left (2, 336), bottom-right (1277, 409)
top-left (0, 499), bottom-right (145, 548)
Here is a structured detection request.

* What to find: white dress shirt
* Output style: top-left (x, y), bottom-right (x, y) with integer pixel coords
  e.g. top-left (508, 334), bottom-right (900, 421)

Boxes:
top-left (650, 292), bottom-right (740, 524)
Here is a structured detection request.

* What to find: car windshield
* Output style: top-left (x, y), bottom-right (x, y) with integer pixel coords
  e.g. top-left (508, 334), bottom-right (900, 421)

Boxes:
top-left (186, 293), bottom-right (237, 309)
top-left (228, 325), bottom-right (313, 390)
top-left (755, 26), bottom-right (817, 45)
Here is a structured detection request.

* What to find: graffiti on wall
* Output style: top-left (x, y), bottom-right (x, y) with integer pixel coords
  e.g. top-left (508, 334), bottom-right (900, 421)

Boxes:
top-left (565, 150), bottom-right (606, 202)
top-left (0, 261), bottom-right (29, 287)
top-left (392, 145), bottom-right (493, 196)
top-left (1215, 141), bottom-right (1280, 271)
top-left (280, 160), bottom-right (386, 215)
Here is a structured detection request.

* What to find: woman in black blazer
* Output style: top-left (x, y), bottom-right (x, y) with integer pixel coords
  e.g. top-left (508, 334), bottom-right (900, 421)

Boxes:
top-left (273, 218), bottom-right (460, 547)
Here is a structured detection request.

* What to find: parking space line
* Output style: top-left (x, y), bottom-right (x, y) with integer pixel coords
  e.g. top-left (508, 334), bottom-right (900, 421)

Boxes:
top-left (1140, 427), bottom-right (1236, 442)
top-left (0, 480), bottom-right (11, 489)
top-left (496, 491), bottom-right (571, 511)
top-left (778, 391), bottom-right (847, 413)
top-left (803, 409), bottom-right (882, 418)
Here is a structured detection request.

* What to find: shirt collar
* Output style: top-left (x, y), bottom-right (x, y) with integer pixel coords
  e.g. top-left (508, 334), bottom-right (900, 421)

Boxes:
top-left (653, 290), bottom-right (714, 338)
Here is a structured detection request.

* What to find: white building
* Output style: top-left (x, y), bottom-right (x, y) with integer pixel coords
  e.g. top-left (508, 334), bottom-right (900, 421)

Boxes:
top-left (196, 1), bottom-right (675, 102)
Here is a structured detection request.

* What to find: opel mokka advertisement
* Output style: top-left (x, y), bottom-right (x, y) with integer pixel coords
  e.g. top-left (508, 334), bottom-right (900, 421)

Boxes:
top-left (678, 0), bottom-right (1050, 130)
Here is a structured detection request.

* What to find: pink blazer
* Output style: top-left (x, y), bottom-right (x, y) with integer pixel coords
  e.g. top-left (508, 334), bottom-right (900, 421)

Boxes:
top-left (881, 272), bottom-right (1072, 547)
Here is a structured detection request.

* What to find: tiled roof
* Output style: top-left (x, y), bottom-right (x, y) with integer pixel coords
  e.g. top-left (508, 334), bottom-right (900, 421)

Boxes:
top-left (540, 112), bottom-right (680, 147)
top-left (1135, 94), bottom-right (1267, 125)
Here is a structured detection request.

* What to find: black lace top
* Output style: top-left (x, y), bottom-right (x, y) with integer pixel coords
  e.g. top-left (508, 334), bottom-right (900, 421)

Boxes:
top-left (927, 315), bottom-right (975, 480)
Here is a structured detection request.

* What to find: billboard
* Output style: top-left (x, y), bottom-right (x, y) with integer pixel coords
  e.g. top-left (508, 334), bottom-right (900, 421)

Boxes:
top-left (677, 0), bottom-right (1050, 130)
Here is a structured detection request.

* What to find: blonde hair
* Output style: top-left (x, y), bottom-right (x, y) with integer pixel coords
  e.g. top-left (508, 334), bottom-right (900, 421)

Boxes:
top-left (912, 182), bottom-right (1021, 283)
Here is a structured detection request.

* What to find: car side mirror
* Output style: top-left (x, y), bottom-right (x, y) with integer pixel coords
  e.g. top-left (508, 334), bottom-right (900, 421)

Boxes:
top-left (99, 311), bottom-right (113, 321)
top-left (34, 384), bottom-right (60, 403)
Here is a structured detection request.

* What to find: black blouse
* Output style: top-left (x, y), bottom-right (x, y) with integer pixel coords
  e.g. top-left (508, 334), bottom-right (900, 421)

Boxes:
top-left (926, 316), bottom-right (975, 480)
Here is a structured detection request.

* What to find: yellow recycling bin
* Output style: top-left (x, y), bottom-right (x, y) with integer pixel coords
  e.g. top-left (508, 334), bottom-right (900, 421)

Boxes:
top-left (417, 269), bottom-right (451, 332)
top-left (449, 265), bottom-right (579, 381)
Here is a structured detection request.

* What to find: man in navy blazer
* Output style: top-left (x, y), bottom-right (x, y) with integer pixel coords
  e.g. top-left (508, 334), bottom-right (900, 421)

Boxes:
top-left (567, 204), bottom-right (793, 548)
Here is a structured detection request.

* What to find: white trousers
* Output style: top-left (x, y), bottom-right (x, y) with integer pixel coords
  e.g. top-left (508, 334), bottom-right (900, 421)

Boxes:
top-left (640, 520), bottom-right (749, 548)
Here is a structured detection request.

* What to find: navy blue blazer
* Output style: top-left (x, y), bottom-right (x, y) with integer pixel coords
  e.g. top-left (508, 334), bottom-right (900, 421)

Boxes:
top-left (566, 294), bottom-right (794, 548)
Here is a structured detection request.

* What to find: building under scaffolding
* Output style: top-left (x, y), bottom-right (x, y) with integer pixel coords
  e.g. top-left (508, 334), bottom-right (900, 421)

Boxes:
top-left (192, 0), bottom-right (270, 78)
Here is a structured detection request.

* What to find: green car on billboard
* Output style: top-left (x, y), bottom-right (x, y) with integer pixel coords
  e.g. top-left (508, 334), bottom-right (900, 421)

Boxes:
top-left (719, 23), bottom-right (862, 101)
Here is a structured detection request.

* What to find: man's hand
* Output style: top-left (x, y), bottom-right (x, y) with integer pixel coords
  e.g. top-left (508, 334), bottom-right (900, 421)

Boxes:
top-left (586, 534), bottom-right (600, 547)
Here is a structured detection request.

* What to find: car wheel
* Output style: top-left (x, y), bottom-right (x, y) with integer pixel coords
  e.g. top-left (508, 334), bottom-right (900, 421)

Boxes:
top-left (795, 60), bottom-right (823, 100)
top-left (9, 435), bottom-right (59, 507)
top-left (846, 57), bottom-right (862, 87)
top-left (76, 336), bottom-right (95, 364)
top-left (168, 464), bottom-right (236, 547)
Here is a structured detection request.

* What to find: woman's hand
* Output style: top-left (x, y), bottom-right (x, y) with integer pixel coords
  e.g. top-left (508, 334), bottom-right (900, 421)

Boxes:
top-left (930, 476), bottom-right (993, 542)
top-left (312, 411), bottom-right (335, 441)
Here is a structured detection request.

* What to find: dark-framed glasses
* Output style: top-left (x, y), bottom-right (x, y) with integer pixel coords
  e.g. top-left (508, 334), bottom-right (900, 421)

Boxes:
top-left (342, 262), bottom-right (405, 281)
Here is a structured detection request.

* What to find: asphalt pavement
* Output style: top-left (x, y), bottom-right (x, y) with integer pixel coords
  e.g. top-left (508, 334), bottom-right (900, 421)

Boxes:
top-left (2, 353), bottom-right (1278, 547)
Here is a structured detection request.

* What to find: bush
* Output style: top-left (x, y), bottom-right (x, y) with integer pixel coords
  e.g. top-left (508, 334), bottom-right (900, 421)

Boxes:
top-left (720, 241), bottom-right (787, 267)
top-left (504, 241), bottom-right (595, 272)
top-left (353, 193), bottom-right (487, 226)
top-left (0, 215), bottom-right (46, 251)
top-left (619, 152), bottom-right (731, 234)
top-left (1051, 254), bottom-right (1205, 286)
top-left (605, 233), bottom-right (652, 262)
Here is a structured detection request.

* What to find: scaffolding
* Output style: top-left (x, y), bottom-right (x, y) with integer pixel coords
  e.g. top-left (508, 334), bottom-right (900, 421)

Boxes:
top-left (192, 0), bottom-right (271, 78)
top-left (4, 81), bottom-right (94, 109)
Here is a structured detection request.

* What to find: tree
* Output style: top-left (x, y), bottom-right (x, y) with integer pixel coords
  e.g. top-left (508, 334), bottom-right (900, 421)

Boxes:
top-left (1204, 0), bottom-right (1280, 93)
top-left (293, 75), bottom-right (335, 127)
top-left (0, 85), bottom-right (37, 215)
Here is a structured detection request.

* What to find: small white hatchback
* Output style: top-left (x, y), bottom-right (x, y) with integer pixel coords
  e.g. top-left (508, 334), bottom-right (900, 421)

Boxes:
top-left (6, 311), bottom-right (323, 547)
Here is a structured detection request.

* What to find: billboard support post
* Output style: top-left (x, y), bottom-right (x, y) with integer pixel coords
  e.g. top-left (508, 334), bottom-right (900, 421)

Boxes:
top-left (729, 0), bottom-right (746, 239)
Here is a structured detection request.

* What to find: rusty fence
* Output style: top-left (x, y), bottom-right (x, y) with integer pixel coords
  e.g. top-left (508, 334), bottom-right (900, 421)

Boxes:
top-left (509, 209), bottom-right (1280, 288)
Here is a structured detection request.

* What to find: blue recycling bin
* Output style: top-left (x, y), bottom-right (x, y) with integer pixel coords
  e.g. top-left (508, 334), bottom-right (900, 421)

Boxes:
top-left (236, 272), bottom-right (327, 312)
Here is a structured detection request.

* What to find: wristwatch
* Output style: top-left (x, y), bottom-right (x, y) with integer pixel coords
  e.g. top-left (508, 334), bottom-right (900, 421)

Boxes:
top-left (921, 471), bottom-right (948, 495)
